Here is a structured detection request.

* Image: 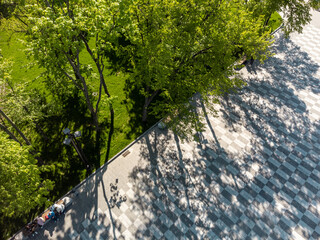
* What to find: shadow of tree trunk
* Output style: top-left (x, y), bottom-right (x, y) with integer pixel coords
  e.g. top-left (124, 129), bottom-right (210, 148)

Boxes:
top-left (105, 107), bottom-right (114, 163)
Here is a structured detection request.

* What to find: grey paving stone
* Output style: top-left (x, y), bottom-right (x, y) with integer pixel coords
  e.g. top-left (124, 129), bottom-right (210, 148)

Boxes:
top-left (281, 186), bottom-right (296, 200)
top-left (312, 230), bottom-right (320, 240)
top-left (266, 180), bottom-right (281, 193)
top-left (253, 224), bottom-right (269, 238)
top-left (80, 230), bottom-right (91, 240)
top-left (163, 230), bottom-right (176, 240)
top-left (220, 213), bottom-right (234, 227)
top-left (169, 224), bottom-right (183, 238)
top-left (150, 224), bottom-right (163, 239)
top-left (301, 215), bottom-right (317, 229)
top-left (291, 199), bottom-right (307, 215)
top-left (305, 182), bottom-right (318, 194)
top-left (283, 209), bottom-right (300, 225)
top-left (259, 190), bottom-right (274, 203)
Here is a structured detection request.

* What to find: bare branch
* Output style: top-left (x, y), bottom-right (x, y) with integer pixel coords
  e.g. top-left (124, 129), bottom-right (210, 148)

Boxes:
top-left (44, 0), bottom-right (50, 8)
top-left (80, 33), bottom-right (111, 97)
top-left (14, 14), bottom-right (28, 26)
top-left (76, 48), bottom-right (80, 69)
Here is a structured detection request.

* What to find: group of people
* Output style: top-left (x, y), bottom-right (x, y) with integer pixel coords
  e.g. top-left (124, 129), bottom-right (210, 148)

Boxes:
top-left (22, 202), bottom-right (66, 237)
top-left (45, 203), bottom-right (66, 221)
top-left (22, 216), bottom-right (44, 237)
top-left (22, 220), bottom-right (38, 237)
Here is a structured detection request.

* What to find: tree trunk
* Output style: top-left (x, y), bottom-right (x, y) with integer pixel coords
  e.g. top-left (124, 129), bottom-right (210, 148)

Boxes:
top-left (0, 123), bottom-right (23, 146)
top-left (81, 34), bottom-right (116, 163)
top-left (78, 75), bottom-right (99, 130)
top-left (141, 88), bottom-right (160, 122)
top-left (105, 106), bottom-right (114, 162)
top-left (0, 108), bottom-right (31, 145)
top-left (65, 52), bottom-right (99, 130)
top-left (142, 102), bottom-right (148, 122)
top-left (81, 38), bottom-right (115, 163)
top-left (264, 14), bottom-right (272, 27)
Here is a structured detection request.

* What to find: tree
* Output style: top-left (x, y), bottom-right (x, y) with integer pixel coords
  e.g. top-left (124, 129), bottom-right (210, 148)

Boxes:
top-left (0, 50), bottom-right (32, 145)
top-left (0, 131), bottom-right (53, 218)
top-left (105, 0), bottom-right (272, 126)
top-left (0, 0), bottom-right (29, 33)
top-left (310, 0), bottom-right (320, 9)
top-left (24, 0), bottom-right (118, 161)
top-left (1, 48), bottom-right (52, 149)
top-left (246, 0), bottom-right (318, 35)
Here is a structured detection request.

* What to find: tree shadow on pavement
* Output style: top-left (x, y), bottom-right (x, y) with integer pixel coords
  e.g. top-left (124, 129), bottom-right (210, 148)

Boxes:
top-left (39, 161), bottom-right (124, 240)
top-left (126, 32), bottom-right (320, 239)
top-left (217, 32), bottom-right (320, 239)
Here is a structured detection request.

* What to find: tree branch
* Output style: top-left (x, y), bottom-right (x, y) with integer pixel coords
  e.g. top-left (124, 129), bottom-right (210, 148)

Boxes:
top-left (0, 108), bottom-right (31, 145)
top-left (60, 67), bottom-right (83, 91)
top-left (13, 14), bottom-right (28, 26)
top-left (80, 33), bottom-right (111, 97)
top-left (64, 50), bottom-right (99, 128)
top-left (0, 123), bottom-right (22, 146)
top-left (192, 46), bottom-right (214, 59)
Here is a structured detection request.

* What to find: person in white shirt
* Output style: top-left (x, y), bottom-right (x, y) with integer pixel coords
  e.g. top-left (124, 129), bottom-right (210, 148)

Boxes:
top-left (55, 204), bottom-right (65, 214)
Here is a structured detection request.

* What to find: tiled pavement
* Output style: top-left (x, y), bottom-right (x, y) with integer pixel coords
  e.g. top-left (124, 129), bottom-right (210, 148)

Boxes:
top-left (21, 10), bottom-right (320, 240)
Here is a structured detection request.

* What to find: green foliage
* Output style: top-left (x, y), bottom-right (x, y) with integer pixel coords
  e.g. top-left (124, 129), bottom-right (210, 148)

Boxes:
top-left (0, 132), bottom-right (53, 217)
top-left (310, 0), bottom-right (320, 9)
top-left (104, 0), bottom-right (272, 135)
top-left (24, 0), bottom-right (122, 134)
top-left (0, 0), bottom-right (19, 19)
top-left (268, 11), bottom-right (282, 32)
top-left (246, 0), bottom-right (313, 35)
top-left (0, 48), bottom-right (12, 81)
top-left (0, 48), bottom-right (54, 145)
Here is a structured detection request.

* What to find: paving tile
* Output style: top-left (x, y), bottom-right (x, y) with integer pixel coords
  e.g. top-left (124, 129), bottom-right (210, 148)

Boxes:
top-left (82, 219), bottom-right (91, 229)
top-left (80, 230), bottom-right (92, 240)
top-left (69, 230), bottom-right (79, 240)
top-left (164, 230), bottom-right (177, 240)
top-left (301, 215), bottom-right (317, 229)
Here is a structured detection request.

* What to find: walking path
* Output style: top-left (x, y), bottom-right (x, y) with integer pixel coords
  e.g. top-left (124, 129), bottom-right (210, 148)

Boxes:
top-left (16, 10), bottom-right (320, 240)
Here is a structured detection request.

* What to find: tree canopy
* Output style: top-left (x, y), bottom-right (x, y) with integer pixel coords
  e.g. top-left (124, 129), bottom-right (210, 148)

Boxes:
top-left (0, 131), bottom-right (53, 218)
top-left (246, 0), bottom-right (318, 34)
top-left (104, 0), bottom-right (272, 133)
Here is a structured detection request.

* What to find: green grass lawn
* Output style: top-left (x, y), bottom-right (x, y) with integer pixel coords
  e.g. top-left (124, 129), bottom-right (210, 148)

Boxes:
top-left (268, 11), bottom-right (282, 32)
top-left (0, 32), bottom-right (43, 85)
